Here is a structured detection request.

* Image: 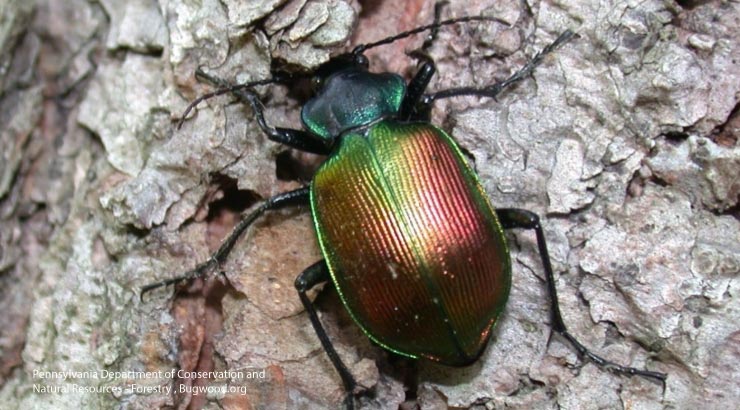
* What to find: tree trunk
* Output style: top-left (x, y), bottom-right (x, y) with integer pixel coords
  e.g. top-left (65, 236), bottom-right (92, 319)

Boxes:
top-left (1, 0), bottom-right (738, 409)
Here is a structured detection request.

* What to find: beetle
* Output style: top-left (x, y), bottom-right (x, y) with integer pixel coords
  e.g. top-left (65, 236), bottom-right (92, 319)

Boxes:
top-left (143, 7), bottom-right (667, 409)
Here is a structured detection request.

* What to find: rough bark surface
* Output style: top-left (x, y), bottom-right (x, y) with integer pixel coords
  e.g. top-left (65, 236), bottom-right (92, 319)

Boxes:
top-left (0, 0), bottom-right (738, 409)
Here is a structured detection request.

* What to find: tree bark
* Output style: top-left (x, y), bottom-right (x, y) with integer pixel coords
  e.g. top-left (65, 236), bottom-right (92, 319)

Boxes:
top-left (0, 0), bottom-right (738, 409)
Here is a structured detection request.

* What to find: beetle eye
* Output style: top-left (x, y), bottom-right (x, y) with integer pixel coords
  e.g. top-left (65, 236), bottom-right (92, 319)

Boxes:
top-left (355, 54), bottom-right (369, 68)
top-left (311, 76), bottom-right (324, 91)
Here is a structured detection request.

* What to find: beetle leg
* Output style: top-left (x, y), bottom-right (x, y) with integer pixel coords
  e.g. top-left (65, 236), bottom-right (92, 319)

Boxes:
top-left (140, 187), bottom-right (310, 299)
top-left (186, 70), bottom-right (332, 155)
top-left (398, 2), bottom-right (448, 121)
top-left (295, 260), bottom-right (360, 410)
top-left (423, 30), bottom-right (575, 104)
top-left (496, 208), bottom-right (668, 384)
top-left (421, 1), bottom-right (449, 51)
top-left (398, 52), bottom-right (436, 121)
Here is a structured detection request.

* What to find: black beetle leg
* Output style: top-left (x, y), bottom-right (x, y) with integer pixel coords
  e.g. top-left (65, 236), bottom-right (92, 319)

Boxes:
top-left (190, 70), bottom-right (332, 155)
top-left (496, 208), bottom-right (668, 384)
top-left (421, 1), bottom-right (450, 51)
top-left (140, 187), bottom-right (310, 299)
top-left (399, 51), bottom-right (436, 122)
top-left (423, 30), bottom-right (576, 104)
top-left (295, 260), bottom-right (360, 409)
top-left (398, 1), bottom-right (448, 121)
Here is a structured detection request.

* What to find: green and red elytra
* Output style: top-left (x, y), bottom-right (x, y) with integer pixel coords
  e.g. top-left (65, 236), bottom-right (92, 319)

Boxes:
top-left (143, 7), bottom-right (667, 410)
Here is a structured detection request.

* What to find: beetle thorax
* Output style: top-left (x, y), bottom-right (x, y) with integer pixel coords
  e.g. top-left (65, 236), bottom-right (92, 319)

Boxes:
top-left (301, 69), bottom-right (406, 140)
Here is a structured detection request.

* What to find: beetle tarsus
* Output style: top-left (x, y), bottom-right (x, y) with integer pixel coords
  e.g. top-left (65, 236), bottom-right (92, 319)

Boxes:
top-left (496, 208), bottom-right (666, 383)
top-left (139, 255), bottom-right (220, 301)
top-left (185, 69), bottom-right (332, 155)
top-left (140, 187), bottom-right (310, 300)
top-left (295, 260), bottom-right (362, 406)
top-left (421, 1), bottom-right (450, 52)
top-left (558, 328), bottom-right (667, 383)
top-left (427, 30), bottom-right (576, 103)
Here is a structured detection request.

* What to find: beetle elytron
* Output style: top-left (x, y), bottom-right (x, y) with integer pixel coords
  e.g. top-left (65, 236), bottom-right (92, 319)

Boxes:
top-left (143, 6), bottom-right (667, 409)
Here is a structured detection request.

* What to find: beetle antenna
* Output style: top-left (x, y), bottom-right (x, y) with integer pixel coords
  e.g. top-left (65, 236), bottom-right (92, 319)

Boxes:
top-left (177, 76), bottom-right (281, 129)
top-left (352, 15), bottom-right (510, 55)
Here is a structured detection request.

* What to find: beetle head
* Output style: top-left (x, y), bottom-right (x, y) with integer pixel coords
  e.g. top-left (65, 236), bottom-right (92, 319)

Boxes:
top-left (301, 53), bottom-right (405, 142)
top-left (310, 52), bottom-right (370, 93)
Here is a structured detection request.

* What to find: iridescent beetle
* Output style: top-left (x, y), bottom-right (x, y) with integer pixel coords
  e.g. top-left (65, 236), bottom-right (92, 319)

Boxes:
top-left (143, 7), bottom-right (666, 409)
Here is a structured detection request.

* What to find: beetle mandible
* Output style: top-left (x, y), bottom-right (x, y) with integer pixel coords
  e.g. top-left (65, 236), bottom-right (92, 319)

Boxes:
top-left (143, 6), bottom-right (667, 409)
